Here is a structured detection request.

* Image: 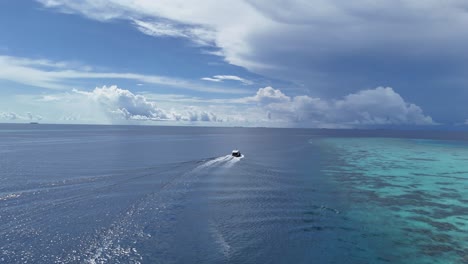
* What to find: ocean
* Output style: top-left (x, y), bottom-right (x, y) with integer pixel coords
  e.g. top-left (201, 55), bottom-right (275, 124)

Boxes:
top-left (0, 124), bottom-right (466, 263)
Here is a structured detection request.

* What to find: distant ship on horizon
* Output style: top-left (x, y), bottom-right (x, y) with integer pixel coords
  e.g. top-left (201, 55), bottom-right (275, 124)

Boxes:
top-left (29, 122), bottom-right (39, 125)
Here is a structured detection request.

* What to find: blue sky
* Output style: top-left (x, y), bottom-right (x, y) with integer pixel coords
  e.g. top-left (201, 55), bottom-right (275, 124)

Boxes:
top-left (1, 1), bottom-right (467, 128)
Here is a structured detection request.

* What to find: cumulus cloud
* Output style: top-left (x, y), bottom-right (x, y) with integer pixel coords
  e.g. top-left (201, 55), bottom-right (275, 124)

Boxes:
top-left (331, 87), bottom-right (433, 125)
top-left (22, 84), bottom-right (432, 127)
top-left (0, 112), bottom-right (19, 120)
top-left (246, 86), bottom-right (290, 104)
top-left (113, 85), bottom-right (434, 126)
top-left (68, 85), bottom-right (220, 123)
top-left (0, 111), bottom-right (43, 121)
top-left (201, 75), bottom-right (253, 85)
top-left (245, 86), bottom-right (434, 126)
top-left (170, 107), bottom-right (219, 122)
top-left (74, 86), bottom-right (169, 121)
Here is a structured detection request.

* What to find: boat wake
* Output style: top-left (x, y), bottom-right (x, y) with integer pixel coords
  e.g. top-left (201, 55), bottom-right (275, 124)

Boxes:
top-left (209, 221), bottom-right (231, 258)
top-left (76, 154), bottom-right (243, 263)
top-left (224, 154), bottom-right (244, 168)
top-left (195, 155), bottom-right (244, 171)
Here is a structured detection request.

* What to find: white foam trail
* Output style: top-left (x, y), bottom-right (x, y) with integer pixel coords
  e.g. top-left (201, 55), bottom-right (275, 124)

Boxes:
top-left (195, 154), bottom-right (244, 170)
top-left (83, 205), bottom-right (143, 264)
top-left (209, 222), bottom-right (231, 258)
top-left (79, 154), bottom-right (243, 263)
top-left (0, 193), bottom-right (21, 201)
top-left (224, 155), bottom-right (244, 168)
top-left (194, 155), bottom-right (231, 171)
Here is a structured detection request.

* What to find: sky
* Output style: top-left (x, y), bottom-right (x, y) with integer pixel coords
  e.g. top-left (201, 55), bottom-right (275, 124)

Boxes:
top-left (1, 0), bottom-right (468, 128)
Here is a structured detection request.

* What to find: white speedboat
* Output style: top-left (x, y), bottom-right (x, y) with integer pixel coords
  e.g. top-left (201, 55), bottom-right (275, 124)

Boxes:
top-left (232, 150), bottom-right (241, 157)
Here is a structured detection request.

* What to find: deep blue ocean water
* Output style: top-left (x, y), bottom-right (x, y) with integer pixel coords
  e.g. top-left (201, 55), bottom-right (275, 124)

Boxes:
top-left (0, 124), bottom-right (467, 263)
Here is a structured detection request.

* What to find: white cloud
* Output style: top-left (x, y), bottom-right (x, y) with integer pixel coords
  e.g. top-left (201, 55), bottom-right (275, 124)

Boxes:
top-left (73, 85), bottom-right (169, 121)
top-left (35, 0), bottom-right (272, 72)
top-left (129, 86), bottom-right (435, 126)
top-left (0, 55), bottom-right (248, 94)
top-left (246, 86), bottom-right (290, 104)
top-left (171, 107), bottom-right (219, 122)
top-left (24, 85), bottom-right (432, 127)
top-left (43, 85), bottom-right (221, 123)
top-left (0, 111), bottom-right (42, 121)
top-left (201, 75), bottom-right (253, 85)
top-left (243, 86), bottom-right (434, 126)
top-left (332, 87), bottom-right (433, 125)
top-left (133, 19), bottom-right (216, 46)
top-left (36, 0), bottom-right (468, 89)
top-left (0, 112), bottom-right (19, 120)
top-left (200, 77), bottom-right (222, 82)
top-left (39, 95), bottom-right (61, 102)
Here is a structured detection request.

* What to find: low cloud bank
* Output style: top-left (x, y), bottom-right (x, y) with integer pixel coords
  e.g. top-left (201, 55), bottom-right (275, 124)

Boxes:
top-left (248, 86), bottom-right (434, 126)
top-left (0, 112), bottom-right (43, 121)
top-left (74, 86), bottom-right (169, 121)
top-left (74, 85), bottom-right (219, 122)
top-left (23, 85), bottom-right (433, 127)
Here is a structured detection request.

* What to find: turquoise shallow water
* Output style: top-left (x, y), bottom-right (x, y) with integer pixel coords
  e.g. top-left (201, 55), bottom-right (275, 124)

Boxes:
top-left (318, 138), bottom-right (468, 263)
